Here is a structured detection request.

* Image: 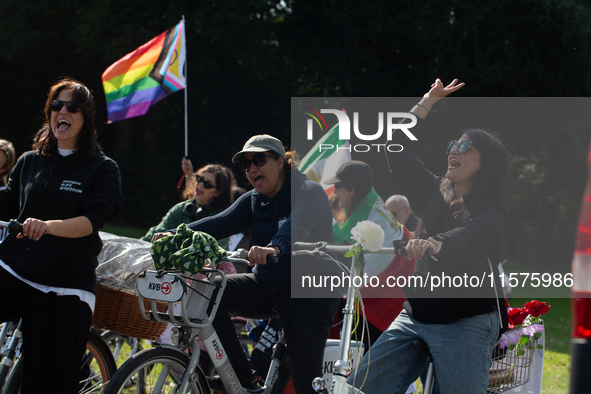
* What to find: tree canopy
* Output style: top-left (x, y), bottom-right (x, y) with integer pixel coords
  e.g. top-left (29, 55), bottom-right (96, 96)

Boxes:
top-left (1, 0), bottom-right (590, 270)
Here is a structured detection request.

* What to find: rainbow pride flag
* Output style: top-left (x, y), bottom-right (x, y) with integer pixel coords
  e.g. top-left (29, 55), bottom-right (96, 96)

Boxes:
top-left (102, 20), bottom-right (186, 123)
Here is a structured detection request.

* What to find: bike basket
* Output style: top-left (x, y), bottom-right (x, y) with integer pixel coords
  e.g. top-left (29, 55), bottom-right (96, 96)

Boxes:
top-left (138, 269), bottom-right (225, 329)
top-left (91, 284), bottom-right (168, 340)
top-left (487, 342), bottom-right (535, 393)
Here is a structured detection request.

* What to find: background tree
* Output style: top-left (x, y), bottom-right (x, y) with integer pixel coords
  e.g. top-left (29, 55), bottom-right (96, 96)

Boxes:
top-left (0, 0), bottom-right (589, 270)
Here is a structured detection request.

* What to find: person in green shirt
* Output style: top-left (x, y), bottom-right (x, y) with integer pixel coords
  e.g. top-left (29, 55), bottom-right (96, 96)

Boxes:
top-left (141, 162), bottom-right (235, 251)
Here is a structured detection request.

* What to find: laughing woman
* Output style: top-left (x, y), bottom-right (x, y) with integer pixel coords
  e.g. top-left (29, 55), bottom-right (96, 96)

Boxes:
top-left (0, 79), bottom-right (122, 394)
top-left (153, 135), bottom-right (339, 393)
top-left (347, 79), bottom-right (511, 393)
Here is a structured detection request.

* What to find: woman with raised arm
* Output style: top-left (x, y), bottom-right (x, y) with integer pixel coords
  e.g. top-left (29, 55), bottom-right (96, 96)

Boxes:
top-left (0, 79), bottom-right (123, 394)
top-left (348, 79), bottom-right (511, 393)
top-left (152, 134), bottom-right (339, 394)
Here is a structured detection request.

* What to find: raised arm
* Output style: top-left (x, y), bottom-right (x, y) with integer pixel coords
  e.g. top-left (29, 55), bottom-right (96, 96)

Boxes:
top-left (410, 78), bottom-right (465, 119)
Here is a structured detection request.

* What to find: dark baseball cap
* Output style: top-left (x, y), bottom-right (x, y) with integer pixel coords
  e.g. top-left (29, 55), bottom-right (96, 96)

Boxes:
top-left (325, 160), bottom-right (373, 196)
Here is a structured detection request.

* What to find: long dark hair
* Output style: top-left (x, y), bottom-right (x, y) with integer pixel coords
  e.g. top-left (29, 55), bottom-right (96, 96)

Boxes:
top-left (416, 129), bottom-right (509, 237)
top-left (38, 78), bottom-right (101, 159)
top-left (184, 164), bottom-right (236, 211)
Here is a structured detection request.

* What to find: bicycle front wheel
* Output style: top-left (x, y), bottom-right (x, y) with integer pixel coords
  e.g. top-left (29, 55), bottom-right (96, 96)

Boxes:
top-left (2, 331), bottom-right (116, 394)
top-left (105, 347), bottom-right (209, 394)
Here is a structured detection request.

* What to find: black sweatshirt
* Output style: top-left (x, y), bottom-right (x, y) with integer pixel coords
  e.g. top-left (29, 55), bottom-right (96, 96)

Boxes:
top-left (180, 170), bottom-right (335, 288)
top-left (0, 147), bottom-right (122, 294)
top-left (389, 117), bottom-right (511, 324)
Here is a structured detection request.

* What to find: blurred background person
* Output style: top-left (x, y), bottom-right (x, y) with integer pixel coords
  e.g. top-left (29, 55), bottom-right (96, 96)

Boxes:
top-left (385, 194), bottom-right (419, 232)
top-left (141, 163), bottom-right (236, 251)
top-left (0, 139), bottom-right (16, 243)
top-left (325, 161), bottom-right (415, 354)
top-left (0, 139), bottom-right (16, 188)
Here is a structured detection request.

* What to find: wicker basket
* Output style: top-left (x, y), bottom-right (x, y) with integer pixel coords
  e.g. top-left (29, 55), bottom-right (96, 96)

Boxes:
top-left (91, 283), bottom-right (169, 340)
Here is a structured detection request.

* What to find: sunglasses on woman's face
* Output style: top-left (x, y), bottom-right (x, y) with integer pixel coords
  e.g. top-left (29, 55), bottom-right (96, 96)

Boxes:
top-left (50, 100), bottom-right (80, 113)
top-left (239, 153), bottom-right (279, 172)
top-left (446, 140), bottom-right (479, 155)
top-left (196, 175), bottom-right (217, 190)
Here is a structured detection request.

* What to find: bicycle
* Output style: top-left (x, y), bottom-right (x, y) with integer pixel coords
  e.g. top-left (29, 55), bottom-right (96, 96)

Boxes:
top-left (104, 249), bottom-right (294, 394)
top-left (291, 241), bottom-right (413, 394)
top-left (0, 219), bottom-right (118, 394)
top-left (294, 240), bottom-right (535, 394)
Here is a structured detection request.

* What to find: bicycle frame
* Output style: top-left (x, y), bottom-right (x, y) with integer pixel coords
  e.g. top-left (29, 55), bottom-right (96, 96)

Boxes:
top-left (293, 242), bottom-right (400, 394)
top-left (136, 258), bottom-right (287, 394)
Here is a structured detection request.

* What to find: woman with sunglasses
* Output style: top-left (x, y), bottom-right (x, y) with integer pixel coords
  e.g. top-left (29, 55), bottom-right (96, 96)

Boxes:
top-left (153, 134), bottom-right (338, 393)
top-left (142, 163), bottom-right (235, 251)
top-left (0, 78), bottom-right (122, 394)
top-left (347, 79), bottom-right (511, 394)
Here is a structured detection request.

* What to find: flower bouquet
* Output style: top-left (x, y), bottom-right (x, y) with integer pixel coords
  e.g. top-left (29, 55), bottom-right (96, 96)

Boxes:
top-left (499, 300), bottom-right (550, 354)
top-left (488, 300), bottom-right (550, 391)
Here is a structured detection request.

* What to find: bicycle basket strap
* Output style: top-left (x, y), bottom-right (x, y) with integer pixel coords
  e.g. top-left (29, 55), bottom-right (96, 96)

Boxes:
top-left (150, 223), bottom-right (227, 275)
top-left (137, 271), bottom-right (186, 302)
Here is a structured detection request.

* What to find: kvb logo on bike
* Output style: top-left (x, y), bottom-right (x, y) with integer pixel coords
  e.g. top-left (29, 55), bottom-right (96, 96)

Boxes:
top-left (147, 281), bottom-right (172, 295)
top-left (302, 107), bottom-right (418, 153)
top-left (212, 339), bottom-right (224, 360)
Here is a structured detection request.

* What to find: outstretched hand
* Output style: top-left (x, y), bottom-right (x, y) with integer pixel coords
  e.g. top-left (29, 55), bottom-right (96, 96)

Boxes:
top-left (424, 78), bottom-right (465, 98)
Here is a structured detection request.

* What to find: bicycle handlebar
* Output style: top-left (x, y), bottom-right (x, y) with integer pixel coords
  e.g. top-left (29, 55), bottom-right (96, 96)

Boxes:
top-left (292, 240), bottom-right (435, 260)
top-left (227, 248), bottom-right (279, 265)
top-left (0, 220), bottom-right (23, 235)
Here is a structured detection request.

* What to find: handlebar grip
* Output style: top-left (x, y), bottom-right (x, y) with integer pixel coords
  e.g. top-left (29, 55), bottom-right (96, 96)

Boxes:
top-left (8, 220), bottom-right (23, 234)
top-left (401, 246), bottom-right (435, 259)
top-left (234, 248), bottom-right (278, 263)
top-left (393, 241), bottom-right (435, 260)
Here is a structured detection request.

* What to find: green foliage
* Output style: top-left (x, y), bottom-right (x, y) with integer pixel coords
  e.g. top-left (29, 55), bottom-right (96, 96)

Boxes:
top-left (1, 0), bottom-right (590, 270)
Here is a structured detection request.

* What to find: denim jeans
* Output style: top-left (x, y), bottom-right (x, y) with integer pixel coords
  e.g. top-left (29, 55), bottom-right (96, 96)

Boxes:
top-left (347, 310), bottom-right (499, 394)
top-left (212, 273), bottom-right (339, 394)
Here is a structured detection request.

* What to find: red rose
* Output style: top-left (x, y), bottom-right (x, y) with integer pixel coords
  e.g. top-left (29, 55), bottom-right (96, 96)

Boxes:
top-left (505, 299), bottom-right (510, 309)
top-left (524, 300), bottom-right (551, 317)
top-left (508, 307), bottom-right (528, 326)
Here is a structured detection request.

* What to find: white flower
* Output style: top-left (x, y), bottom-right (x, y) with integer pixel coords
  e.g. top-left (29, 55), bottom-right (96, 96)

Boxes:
top-left (350, 220), bottom-right (385, 252)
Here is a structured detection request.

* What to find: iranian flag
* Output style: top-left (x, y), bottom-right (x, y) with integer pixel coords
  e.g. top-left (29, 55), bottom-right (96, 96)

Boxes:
top-left (298, 124), bottom-right (351, 196)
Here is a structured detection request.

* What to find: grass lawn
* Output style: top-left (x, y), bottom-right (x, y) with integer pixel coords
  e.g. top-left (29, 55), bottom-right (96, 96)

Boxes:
top-left (102, 224), bottom-right (147, 239)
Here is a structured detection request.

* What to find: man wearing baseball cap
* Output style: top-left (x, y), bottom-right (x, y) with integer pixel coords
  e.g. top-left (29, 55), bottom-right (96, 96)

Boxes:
top-left (325, 160), bottom-right (415, 357)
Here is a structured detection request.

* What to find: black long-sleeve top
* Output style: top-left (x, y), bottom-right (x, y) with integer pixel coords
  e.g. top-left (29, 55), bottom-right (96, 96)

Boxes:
top-left (389, 118), bottom-right (511, 324)
top-left (0, 147), bottom-right (122, 294)
top-left (180, 170), bottom-right (335, 288)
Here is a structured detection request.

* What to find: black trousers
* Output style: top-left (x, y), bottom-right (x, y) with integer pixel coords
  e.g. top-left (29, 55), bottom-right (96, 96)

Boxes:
top-left (0, 266), bottom-right (92, 394)
top-left (212, 273), bottom-right (339, 394)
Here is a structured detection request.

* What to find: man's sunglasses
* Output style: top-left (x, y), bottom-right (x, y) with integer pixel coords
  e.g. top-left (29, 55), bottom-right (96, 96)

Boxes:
top-left (196, 175), bottom-right (218, 190)
top-left (238, 153), bottom-right (279, 172)
top-left (50, 100), bottom-right (80, 113)
top-left (446, 140), bottom-right (479, 155)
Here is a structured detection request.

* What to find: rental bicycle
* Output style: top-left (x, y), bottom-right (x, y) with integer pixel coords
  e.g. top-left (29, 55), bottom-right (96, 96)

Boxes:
top-left (0, 220), bottom-right (117, 394)
top-left (104, 249), bottom-right (292, 394)
top-left (291, 241), bottom-right (413, 394)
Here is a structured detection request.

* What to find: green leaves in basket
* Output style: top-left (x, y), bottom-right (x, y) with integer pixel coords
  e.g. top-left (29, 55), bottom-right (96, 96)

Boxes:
top-left (150, 223), bottom-right (227, 275)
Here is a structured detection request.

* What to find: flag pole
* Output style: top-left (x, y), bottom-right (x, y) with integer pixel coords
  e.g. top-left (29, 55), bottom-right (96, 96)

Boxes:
top-left (183, 15), bottom-right (188, 158)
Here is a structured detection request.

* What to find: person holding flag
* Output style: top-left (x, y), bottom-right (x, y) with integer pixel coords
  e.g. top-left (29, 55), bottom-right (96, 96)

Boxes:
top-left (325, 161), bottom-right (415, 353)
